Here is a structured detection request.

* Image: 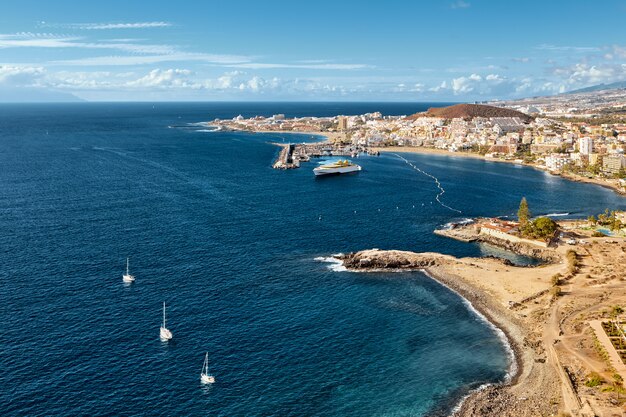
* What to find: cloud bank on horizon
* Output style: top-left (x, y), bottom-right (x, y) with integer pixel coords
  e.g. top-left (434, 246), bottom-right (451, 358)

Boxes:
top-left (0, 0), bottom-right (625, 102)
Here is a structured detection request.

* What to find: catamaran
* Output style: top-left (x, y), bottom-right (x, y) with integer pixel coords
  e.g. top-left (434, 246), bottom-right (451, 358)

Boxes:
top-left (200, 352), bottom-right (215, 384)
top-left (122, 257), bottom-right (135, 283)
top-left (160, 302), bottom-right (173, 341)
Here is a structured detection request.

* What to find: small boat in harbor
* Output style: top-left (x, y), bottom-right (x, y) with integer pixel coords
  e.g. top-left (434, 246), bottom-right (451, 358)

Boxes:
top-left (200, 352), bottom-right (215, 384)
top-left (160, 302), bottom-right (173, 341)
top-left (122, 257), bottom-right (135, 283)
top-left (313, 160), bottom-right (361, 176)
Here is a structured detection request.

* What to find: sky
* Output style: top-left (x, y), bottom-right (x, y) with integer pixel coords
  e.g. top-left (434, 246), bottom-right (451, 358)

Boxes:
top-left (0, 0), bottom-right (625, 102)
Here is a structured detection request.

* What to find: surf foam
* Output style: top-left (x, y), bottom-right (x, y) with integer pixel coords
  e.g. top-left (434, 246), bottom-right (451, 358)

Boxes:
top-left (314, 256), bottom-right (347, 272)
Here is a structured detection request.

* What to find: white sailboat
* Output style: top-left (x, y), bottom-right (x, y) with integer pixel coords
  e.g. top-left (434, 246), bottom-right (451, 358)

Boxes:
top-left (200, 352), bottom-right (215, 384)
top-left (122, 257), bottom-right (135, 283)
top-left (160, 302), bottom-right (173, 341)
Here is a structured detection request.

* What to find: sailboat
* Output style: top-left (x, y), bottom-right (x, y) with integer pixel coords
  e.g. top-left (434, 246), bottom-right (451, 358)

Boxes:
top-left (122, 257), bottom-right (135, 283)
top-left (200, 352), bottom-right (215, 384)
top-left (160, 302), bottom-right (173, 341)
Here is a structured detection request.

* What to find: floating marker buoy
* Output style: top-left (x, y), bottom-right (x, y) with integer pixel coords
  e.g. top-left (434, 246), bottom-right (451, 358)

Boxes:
top-left (392, 153), bottom-right (462, 214)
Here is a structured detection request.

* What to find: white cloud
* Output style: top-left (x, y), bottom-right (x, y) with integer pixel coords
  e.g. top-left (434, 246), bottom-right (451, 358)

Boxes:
top-left (437, 72), bottom-right (532, 97)
top-left (0, 65), bottom-right (45, 86)
top-left (64, 22), bottom-right (172, 30)
top-left (52, 52), bottom-right (252, 66)
top-left (451, 74), bottom-right (482, 94)
top-left (206, 71), bottom-right (281, 92)
top-left (126, 69), bottom-right (196, 88)
top-left (0, 32), bottom-right (176, 55)
top-left (231, 62), bottom-right (369, 70)
top-left (535, 44), bottom-right (600, 53)
top-left (485, 74), bottom-right (503, 81)
top-left (608, 45), bottom-right (626, 59)
top-left (450, 1), bottom-right (470, 9)
top-left (0, 33), bottom-right (364, 72)
top-left (429, 81), bottom-right (447, 92)
top-left (550, 62), bottom-right (626, 87)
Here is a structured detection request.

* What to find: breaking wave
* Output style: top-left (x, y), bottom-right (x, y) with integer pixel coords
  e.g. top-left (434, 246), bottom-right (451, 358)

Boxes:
top-left (314, 256), bottom-right (347, 272)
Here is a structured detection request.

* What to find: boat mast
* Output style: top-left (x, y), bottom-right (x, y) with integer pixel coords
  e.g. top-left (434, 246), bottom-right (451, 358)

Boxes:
top-left (163, 302), bottom-right (166, 328)
top-left (126, 257), bottom-right (129, 275)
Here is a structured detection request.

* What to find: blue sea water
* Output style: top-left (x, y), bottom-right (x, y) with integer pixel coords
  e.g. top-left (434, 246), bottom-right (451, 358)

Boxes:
top-left (1, 103), bottom-right (624, 416)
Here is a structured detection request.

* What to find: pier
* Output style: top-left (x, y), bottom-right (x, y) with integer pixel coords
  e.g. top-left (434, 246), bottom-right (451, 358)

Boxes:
top-left (272, 142), bottom-right (376, 169)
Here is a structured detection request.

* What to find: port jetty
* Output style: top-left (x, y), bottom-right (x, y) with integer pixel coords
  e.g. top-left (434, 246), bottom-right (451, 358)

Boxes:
top-left (271, 142), bottom-right (376, 169)
top-left (205, 113), bottom-right (380, 170)
top-left (330, 216), bottom-right (626, 417)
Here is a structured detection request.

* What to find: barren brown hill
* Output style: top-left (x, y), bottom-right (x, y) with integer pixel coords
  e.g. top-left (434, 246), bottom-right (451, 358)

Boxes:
top-left (407, 104), bottom-right (533, 122)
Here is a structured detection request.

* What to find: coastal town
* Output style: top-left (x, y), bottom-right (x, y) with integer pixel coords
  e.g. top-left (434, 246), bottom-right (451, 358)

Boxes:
top-left (208, 89), bottom-right (626, 194)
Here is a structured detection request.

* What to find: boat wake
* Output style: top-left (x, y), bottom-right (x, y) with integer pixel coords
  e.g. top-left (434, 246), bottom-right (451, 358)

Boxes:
top-left (314, 256), bottom-right (347, 272)
top-left (392, 153), bottom-right (462, 214)
top-left (543, 212), bottom-right (570, 217)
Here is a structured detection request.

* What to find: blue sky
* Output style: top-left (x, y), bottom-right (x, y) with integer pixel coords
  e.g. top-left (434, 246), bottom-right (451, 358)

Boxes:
top-left (0, 0), bottom-right (624, 101)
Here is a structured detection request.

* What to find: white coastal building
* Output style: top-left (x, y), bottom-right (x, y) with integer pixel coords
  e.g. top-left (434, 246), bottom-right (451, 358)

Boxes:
top-left (544, 154), bottom-right (571, 172)
top-left (578, 136), bottom-right (593, 155)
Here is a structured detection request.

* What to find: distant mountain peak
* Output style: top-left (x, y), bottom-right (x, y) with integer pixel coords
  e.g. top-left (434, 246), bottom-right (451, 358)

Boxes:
top-left (566, 81), bottom-right (626, 94)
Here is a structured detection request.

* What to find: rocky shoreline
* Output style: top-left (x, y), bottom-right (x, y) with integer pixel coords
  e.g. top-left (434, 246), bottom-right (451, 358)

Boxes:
top-left (473, 234), bottom-right (560, 263)
top-left (433, 223), bottom-right (560, 263)
top-left (335, 248), bottom-right (563, 416)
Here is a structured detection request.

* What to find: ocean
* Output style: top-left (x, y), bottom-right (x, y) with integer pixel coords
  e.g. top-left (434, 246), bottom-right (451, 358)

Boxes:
top-left (1, 103), bottom-right (624, 416)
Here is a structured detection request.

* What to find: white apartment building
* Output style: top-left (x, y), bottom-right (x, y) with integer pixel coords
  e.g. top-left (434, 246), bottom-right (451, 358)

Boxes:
top-left (544, 154), bottom-right (571, 172)
top-left (578, 136), bottom-right (593, 155)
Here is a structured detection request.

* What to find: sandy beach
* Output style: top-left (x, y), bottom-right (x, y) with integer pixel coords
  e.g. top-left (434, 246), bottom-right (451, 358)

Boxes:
top-left (372, 146), bottom-right (487, 160)
top-left (338, 231), bottom-right (626, 416)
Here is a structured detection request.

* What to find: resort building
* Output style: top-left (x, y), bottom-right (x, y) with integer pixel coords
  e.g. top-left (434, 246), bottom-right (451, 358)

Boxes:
top-left (479, 219), bottom-right (519, 240)
top-left (544, 154), bottom-right (571, 172)
top-left (602, 154), bottom-right (626, 175)
top-left (478, 219), bottom-right (549, 248)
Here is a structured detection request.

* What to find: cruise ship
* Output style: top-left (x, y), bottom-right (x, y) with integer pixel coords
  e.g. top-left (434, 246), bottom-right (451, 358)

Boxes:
top-left (313, 160), bottom-right (362, 176)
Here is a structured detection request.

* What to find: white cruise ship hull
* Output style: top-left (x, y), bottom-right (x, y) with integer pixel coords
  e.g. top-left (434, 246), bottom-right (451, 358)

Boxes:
top-left (313, 165), bottom-right (361, 176)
